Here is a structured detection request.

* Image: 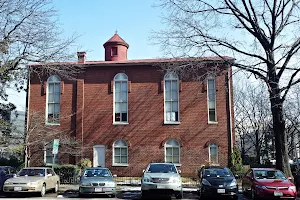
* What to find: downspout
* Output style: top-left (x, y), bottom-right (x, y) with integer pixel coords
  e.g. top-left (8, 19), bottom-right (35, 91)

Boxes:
top-left (225, 69), bottom-right (233, 166)
top-left (24, 66), bottom-right (30, 167)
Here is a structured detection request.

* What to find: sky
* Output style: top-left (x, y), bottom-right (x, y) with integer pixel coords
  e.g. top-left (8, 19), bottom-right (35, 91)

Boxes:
top-left (8, 0), bottom-right (164, 111)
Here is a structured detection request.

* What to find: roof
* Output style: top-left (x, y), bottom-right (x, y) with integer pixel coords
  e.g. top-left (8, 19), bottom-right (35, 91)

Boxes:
top-left (103, 33), bottom-right (129, 48)
top-left (29, 56), bottom-right (234, 67)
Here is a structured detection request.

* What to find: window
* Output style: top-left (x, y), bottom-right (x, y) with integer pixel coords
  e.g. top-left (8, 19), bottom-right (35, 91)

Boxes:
top-left (207, 76), bottom-right (217, 122)
top-left (165, 139), bottom-right (180, 164)
top-left (113, 139), bottom-right (128, 165)
top-left (164, 72), bottom-right (179, 123)
top-left (114, 73), bottom-right (128, 123)
top-left (111, 47), bottom-right (118, 56)
top-left (209, 144), bottom-right (218, 164)
top-left (47, 75), bottom-right (61, 124)
top-left (44, 142), bottom-right (59, 165)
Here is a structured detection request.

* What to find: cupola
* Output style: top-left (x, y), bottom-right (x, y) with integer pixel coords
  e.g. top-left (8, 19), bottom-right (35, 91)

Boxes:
top-left (103, 33), bottom-right (129, 61)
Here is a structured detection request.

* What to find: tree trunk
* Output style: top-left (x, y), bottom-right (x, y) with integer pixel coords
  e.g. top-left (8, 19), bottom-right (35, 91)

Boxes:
top-left (255, 130), bottom-right (261, 165)
top-left (270, 88), bottom-right (292, 177)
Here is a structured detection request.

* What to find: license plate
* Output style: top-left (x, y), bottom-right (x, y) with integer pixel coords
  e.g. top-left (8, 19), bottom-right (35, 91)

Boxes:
top-left (157, 185), bottom-right (165, 189)
top-left (217, 189), bottom-right (225, 193)
top-left (274, 191), bottom-right (283, 196)
top-left (14, 187), bottom-right (22, 191)
top-left (95, 188), bottom-right (103, 192)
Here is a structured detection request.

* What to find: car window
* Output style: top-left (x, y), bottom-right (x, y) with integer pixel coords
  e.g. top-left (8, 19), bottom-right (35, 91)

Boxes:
top-left (49, 169), bottom-right (55, 175)
top-left (18, 169), bottom-right (45, 177)
top-left (83, 169), bottom-right (112, 177)
top-left (254, 170), bottom-right (286, 180)
top-left (204, 168), bottom-right (233, 177)
top-left (147, 164), bottom-right (177, 173)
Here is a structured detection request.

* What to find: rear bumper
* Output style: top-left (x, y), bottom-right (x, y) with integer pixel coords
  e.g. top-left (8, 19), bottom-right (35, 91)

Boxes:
top-left (79, 186), bottom-right (116, 194)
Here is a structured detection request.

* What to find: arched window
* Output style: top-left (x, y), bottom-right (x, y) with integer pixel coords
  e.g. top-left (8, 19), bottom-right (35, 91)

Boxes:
top-left (165, 139), bottom-right (180, 164)
top-left (209, 143), bottom-right (218, 164)
top-left (164, 72), bottom-right (179, 123)
top-left (114, 73), bottom-right (128, 123)
top-left (113, 139), bottom-right (128, 165)
top-left (47, 75), bottom-right (60, 124)
top-left (207, 75), bottom-right (217, 122)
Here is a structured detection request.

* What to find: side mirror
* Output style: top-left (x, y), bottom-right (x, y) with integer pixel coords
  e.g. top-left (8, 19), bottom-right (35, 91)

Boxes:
top-left (235, 175), bottom-right (239, 179)
top-left (113, 174), bottom-right (117, 178)
top-left (13, 174), bottom-right (17, 178)
top-left (178, 170), bottom-right (181, 174)
top-left (142, 170), bottom-right (145, 173)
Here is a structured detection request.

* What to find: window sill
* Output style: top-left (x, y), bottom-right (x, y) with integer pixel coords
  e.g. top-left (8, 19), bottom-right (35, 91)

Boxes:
top-left (113, 122), bottom-right (129, 125)
top-left (112, 164), bottom-right (128, 167)
top-left (45, 122), bottom-right (60, 126)
top-left (164, 122), bottom-right (181, 125)
top-left (208, 121), bottom-right (218, 125)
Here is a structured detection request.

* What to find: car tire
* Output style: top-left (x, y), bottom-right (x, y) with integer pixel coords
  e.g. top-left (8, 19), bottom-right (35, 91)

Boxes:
top-left (175, 191), bottom-right (183, 199)
top-left (53, 182), bottom-right (59, 193)
top-left (141, 190), bottom-right (147, 199)
top-left (109, 193), bottom-right (116, 198)
top-left (40, 184), bottom-right (46, 197)
top-left (251, 188), bottom-right (259, 200)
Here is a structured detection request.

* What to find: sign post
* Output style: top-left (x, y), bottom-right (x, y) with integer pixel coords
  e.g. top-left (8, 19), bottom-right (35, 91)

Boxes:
top-left (52, 139), bottom-right (59, 168)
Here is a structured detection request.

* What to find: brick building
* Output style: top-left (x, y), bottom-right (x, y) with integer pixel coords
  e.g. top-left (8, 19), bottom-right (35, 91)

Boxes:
top-left (28, 33), bottom-right (235, 176)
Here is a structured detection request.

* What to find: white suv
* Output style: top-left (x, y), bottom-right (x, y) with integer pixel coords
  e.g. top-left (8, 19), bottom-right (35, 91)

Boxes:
top-left (141, 163), bottom-right (183, 199)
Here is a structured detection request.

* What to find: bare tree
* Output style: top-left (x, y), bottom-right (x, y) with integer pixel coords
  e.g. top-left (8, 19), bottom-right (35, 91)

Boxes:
top-left (155, 0), bottom-right (300, 176)
top-left (234, 78), bottom-right (274, 165)
top-left (25, 111), bottom-right (88, 167)
top-left (0, 0), bottom-right (83, 109)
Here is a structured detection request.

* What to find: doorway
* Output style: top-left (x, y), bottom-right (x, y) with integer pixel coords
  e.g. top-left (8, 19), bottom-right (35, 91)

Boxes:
top-left (93, 145), bottom-right (105, 167)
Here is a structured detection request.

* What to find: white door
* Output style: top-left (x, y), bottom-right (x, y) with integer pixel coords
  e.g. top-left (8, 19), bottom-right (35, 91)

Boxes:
top-left (93, 145), bottom-right (105, 167)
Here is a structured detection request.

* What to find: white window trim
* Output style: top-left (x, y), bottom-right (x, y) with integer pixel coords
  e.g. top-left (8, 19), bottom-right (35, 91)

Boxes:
top-left (209, 143), bottom-right (218, 164)
top-left (207, 76), bottom-right (217, 123)
top-left (45, 75), bottom-right (61, 125)
top-left (112, 140), bottom-right (128, 166)
top-left (113, 73), bottom-right (129, 124)
top-left (164, 72), bottom-right (180, 124)
top-left (164, 139), bottom-right (180, 165)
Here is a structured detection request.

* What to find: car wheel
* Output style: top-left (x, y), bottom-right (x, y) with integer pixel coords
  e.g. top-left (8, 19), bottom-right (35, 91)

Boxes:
top-left (109, 193), bottom-right (116, 198)
top-left (176, 191), bottom-right (183, 199)
top-left (40, 184), bottom-right (46, 197)
top-left (141, 190), bottom-right (147, 199)
top-left (54, 182), bottom-right (59, 193)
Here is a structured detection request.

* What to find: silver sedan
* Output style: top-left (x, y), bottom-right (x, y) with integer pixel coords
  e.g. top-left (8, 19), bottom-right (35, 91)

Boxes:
top-left (79, 167), bottom-right (116, 197)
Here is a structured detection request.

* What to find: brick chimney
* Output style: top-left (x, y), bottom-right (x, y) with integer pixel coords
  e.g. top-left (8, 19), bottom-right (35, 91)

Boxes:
top-left (77, 52), bottom-right (86, 63)
top-left (103, 33), bottom-right (129, 61)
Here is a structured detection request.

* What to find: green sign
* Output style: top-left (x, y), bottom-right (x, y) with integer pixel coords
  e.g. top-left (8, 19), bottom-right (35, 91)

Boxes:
top-left (52, 139), bottom-right (59, 154)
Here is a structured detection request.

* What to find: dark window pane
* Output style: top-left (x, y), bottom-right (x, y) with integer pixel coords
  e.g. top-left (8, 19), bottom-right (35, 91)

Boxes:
top-left (121, 113), bottom-right (127, 122)
top-left (115, 113), bottom-right (120, 121)
top-left (112, 47), bottom-right (118, 56)
top-left (209, 109), bottom-right (216, 122)
top-left (175, 112), bottom-right (178, 121)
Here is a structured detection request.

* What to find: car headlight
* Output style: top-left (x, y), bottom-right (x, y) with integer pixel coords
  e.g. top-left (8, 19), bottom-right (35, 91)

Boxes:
top-left (169, 177), bottom-right (181, 183)
top-left (143, 176), bottom-right (152, 183)
top-left (4, 181), bottom-right (11, 185)
top-left (229, 179), bottom-right (237, 187)
top-left (256, 185), bottom-right (267, 189)
top-left (289, 186), bottom-right (296, 192)
top-left (105, 182), bottom-right (116, 187)
top-left (81, 182), bottom-right (92, 186)
top-left (202, 179), bottom-right (211, 186)
top-left (27, 182), bottom-right (38, 186)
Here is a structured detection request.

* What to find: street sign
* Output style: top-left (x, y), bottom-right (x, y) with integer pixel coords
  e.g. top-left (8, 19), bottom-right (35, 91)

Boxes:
top-left (52, 139), bottom-right (59, 155)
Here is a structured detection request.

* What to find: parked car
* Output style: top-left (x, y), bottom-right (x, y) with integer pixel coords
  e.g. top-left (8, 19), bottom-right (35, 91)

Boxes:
top-left (141, 163), bottom-right (183, 199)
top-left (242, 168), bottom-right (297, 199)
top-left (197, 166), bottom-right (238, 199)
top-left (0, 166), bottom-right (15, 193)
top-left (79, 167), bottom-right (116, 197)
top-left (3, 167), bottom-right (60, 197)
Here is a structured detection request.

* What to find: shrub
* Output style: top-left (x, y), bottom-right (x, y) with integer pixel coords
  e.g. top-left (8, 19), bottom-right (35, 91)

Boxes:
top-left (230, 147), bottom-right (243, 176)
top-left (53, 164), bottom-right (80, 184)
top-left (79, 158), bottom-right (92, 170)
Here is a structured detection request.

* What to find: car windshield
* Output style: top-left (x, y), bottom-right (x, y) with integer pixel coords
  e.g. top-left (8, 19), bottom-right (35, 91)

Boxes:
top-left (18, 169), bottom-right (45, 177)
top-left (254, 170), bottom-right (286, 180)
top-left (204, 168), bottom-right (233, 177)
top-left (83, 169), bottom-right (112, 177)
top-left (147, 164), bottom-right (177, 173)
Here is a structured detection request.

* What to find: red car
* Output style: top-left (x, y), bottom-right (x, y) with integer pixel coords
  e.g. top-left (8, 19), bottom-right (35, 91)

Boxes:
top-left (242, 168), bottom-right (296, 199)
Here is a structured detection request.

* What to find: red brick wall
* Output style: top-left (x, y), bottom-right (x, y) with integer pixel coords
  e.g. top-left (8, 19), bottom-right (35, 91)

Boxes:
top-left (29, 64), bottom-right (233, 177)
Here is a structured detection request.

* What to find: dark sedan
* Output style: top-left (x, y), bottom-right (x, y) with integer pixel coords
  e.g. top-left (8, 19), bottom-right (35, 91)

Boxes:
top-left (0, 166), bottom-right (14, 193)
top-left (198, 166), bottom-right (238, 199)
